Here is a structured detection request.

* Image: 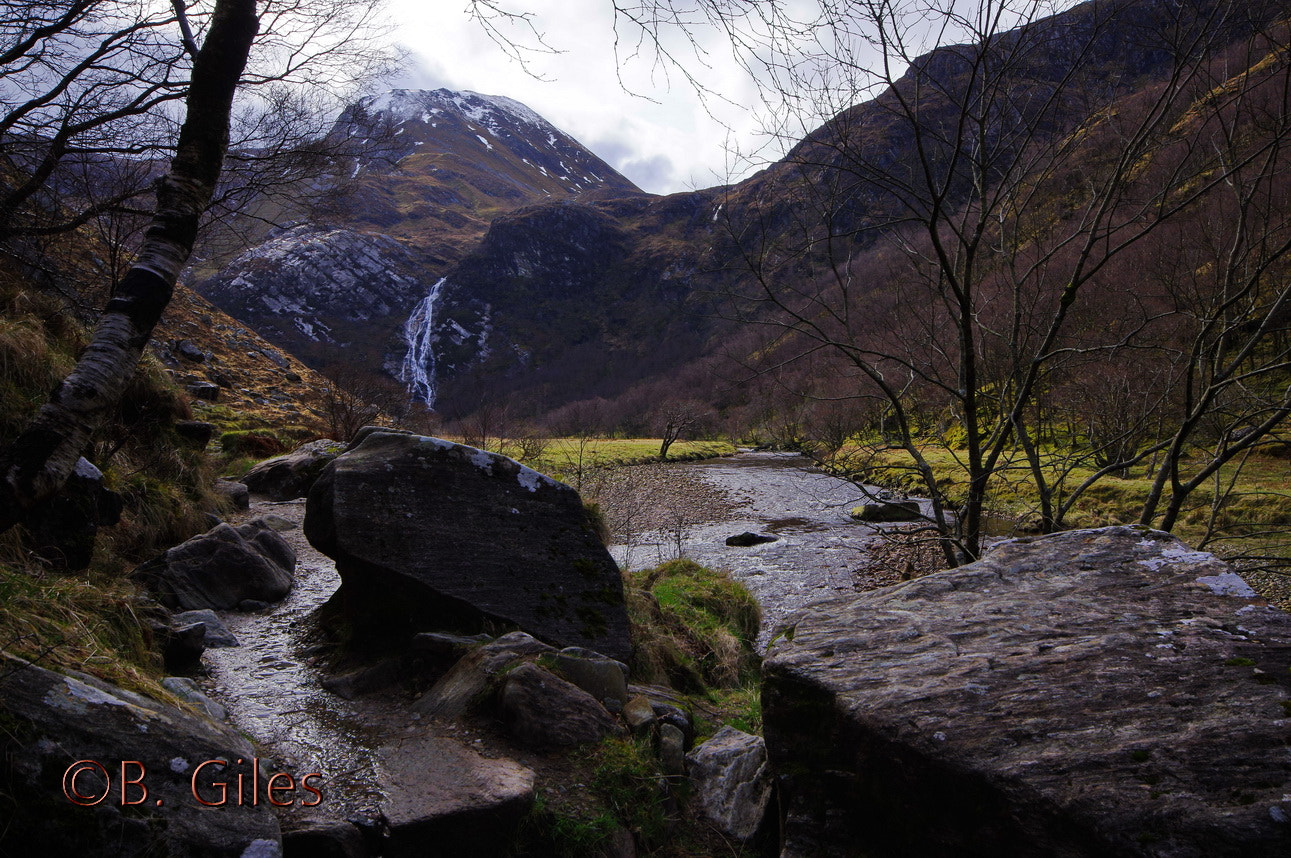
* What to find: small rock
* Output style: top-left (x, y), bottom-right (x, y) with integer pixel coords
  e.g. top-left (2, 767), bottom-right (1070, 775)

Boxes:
top-left (187, 382), bottom-right (220, 401)
top-left (172, 609), bottom-right (239, 647)
top-left (176, 339), bottom-right (206, 362)
top-left (238, 599), bottom-right (272, 613)
top-left (623, 695), bottom-right (657, 736)
top-left (250, 514), bottom-right (297, 532)
top-left (658, 723), bottom-right (686, 778)
top-left (686, 726), bottom-right (773, 842)
top-left (413, 633), bottom-right (553, 720)
top-left (132, 521), bottom-right (294, 611)
top-left (175, 420), bottom-right (216, 448)
top-left (725, 531), bottom-right (778, 547)
top-left (554, 647), bottom-right (629, 712)
top-left (850, 501), bottom-right (921, 522)
top-left (153, 619), bottom-right (207, 672)
top-left (500, 663), bottom-right (621, 749)
top-left (213, 478), bottom-right (250, 510)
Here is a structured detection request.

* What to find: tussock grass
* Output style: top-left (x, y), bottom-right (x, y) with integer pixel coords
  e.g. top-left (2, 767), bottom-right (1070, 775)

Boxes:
top-left (624, 559), bottom-right (760, 693)
top-left (0, 560), bottom-right (165, 697)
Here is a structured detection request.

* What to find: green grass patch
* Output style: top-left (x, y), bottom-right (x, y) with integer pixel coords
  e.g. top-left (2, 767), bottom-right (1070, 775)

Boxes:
top-left (624, 559), bottom-right (760, 693)
top-left (521, 438), bottom-right (735, 480)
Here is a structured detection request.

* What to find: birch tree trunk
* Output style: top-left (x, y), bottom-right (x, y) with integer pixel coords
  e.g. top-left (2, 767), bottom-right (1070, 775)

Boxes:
top-left (0, 0), bottom-right (259, 532)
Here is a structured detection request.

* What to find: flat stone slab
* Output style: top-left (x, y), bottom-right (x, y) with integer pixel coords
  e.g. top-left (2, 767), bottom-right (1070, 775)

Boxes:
top-left (763, 526), bottom-right (1291, 857)
top-left (377, 734), bottom-right (534, 858)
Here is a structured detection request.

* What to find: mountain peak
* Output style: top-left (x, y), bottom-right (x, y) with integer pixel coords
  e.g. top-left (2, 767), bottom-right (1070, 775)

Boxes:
top-left (358, 88), bottom-right (549, 132)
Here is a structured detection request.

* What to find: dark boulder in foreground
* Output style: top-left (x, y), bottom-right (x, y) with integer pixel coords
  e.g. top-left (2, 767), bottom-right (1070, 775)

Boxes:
top-left (763, 526), bottom-right (1291, 857)
top-left (305, 431), bottom-right (631, 661)
top-left (0, 654), bottom-right (280, 857)
top-left (132, 520), bottom-right (294, 610)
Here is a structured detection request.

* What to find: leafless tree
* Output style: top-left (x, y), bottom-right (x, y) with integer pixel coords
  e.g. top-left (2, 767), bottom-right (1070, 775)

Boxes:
top-left (705, 0), bottom-right (1291, 563)
top-left (0, 0), bottom-right (393, 530)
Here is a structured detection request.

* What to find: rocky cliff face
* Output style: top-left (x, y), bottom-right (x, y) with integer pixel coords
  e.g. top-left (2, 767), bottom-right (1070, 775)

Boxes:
top-left (762, 527), bottom-right (1291, 857)
top-left (195, 88), bottom-right (644, 393)
top-left (197, 225), bottom-right (429, 374)
top-left (408, 191), bottom-right (726, 414)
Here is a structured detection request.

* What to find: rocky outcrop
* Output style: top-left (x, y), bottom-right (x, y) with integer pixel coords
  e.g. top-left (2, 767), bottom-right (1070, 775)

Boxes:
top-left (132, 520), bottom-right (294, 610)
top-left (240, 438), bottom-right (346, 501)
top-left (305, 431), bottom-right (631, 661)
top-left (763, 526), bottom-right (1291, 857)
top-left (0, 654), bottom-right (280, 857)
top-left (686, 727), bottom-right (774, 842)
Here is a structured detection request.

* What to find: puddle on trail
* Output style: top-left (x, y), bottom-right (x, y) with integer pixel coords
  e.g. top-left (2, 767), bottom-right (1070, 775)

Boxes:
top-left (610, 451), bottom-right (923, 648)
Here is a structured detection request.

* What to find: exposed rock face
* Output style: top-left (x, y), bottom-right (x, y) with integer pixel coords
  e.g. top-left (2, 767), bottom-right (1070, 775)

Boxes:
top-left (198, 225), bottom-right (429, 373)
top-left (0, 654), bottom-right (280, 857)
top-left (686, 727), bottom-right (774, 842)
top-left (132, 520), bottom-right (294, 610)
top-left (377, 734), bottom-right (534, 858)
top-left (762, 527), bottom-right (1291, 857)
top-left (305, 431), bottom-right (631, 661)
top-left (196, 88), bottom-right (642, 390)
top-left (241, 438), bottom-right (347, 501)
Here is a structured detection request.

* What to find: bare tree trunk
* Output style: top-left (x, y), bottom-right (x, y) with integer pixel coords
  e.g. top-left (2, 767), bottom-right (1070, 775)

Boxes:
top-left (0, 0), bottom-right (259, 533)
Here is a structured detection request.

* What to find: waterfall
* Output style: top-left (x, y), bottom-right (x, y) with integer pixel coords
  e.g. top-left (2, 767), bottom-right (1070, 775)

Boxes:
top-left (401, 277), bottom-right (447, 407)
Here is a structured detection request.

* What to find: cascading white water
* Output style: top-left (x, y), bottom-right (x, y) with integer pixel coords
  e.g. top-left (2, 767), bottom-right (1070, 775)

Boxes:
top-left (401, 276), bottom-right (447, 407)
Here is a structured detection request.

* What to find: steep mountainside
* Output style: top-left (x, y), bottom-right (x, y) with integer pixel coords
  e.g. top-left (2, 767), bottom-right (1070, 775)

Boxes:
top-left (196, 89), bottom-right (643, 384)
top-left (198, 0), bottom-right (1288, 424)
top-left (402, 0), bottom-right (1289, 419)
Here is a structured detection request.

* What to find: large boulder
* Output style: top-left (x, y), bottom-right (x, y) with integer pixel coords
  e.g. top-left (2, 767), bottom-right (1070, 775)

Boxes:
top-left (132, 520), bottom-right (294, 610)
top-left (305, 432), bottom-right (631, 661)
top-left (241, 438), bottom-right (346, 500)
top-left (763, 526), bottom-right (1291, 857)
top-left (0, 654), bottom-right (280, 856)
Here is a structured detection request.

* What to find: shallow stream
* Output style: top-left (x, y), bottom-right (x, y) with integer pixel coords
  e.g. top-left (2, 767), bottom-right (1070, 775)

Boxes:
top-left (608, 451), bottom-right (911, 647)
top-left (203, 451), bottom-right (914, 814)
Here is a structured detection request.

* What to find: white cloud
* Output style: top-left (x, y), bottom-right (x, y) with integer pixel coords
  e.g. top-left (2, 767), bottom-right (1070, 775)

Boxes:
top-left (382, 0), bottom-right (781, 195)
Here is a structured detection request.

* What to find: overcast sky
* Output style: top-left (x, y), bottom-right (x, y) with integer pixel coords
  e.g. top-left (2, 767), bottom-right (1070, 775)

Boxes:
top-left (382, 1), bottom-right (789, 195)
